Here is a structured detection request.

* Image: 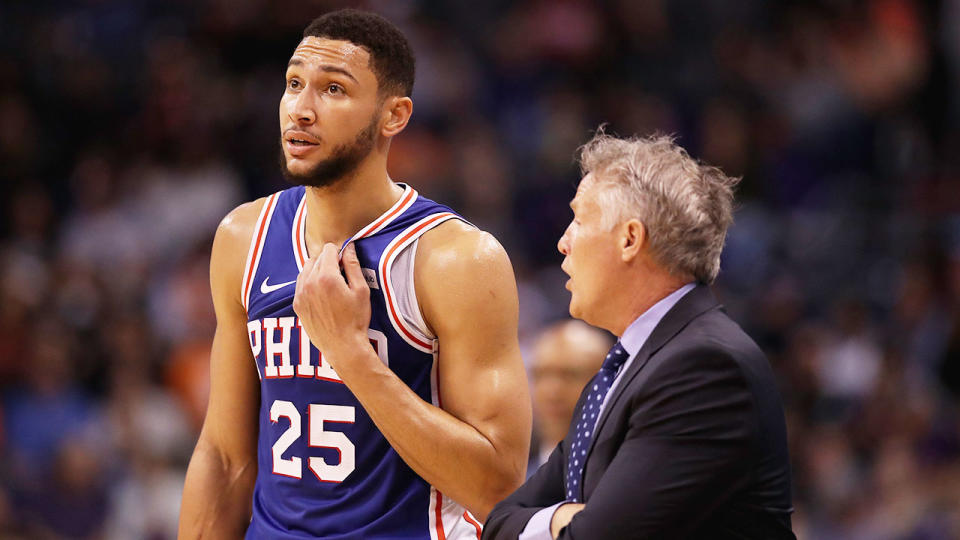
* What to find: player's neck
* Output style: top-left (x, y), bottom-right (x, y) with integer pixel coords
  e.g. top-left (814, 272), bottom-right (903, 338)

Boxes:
top-left (302, 159), bottom-right (404, 251)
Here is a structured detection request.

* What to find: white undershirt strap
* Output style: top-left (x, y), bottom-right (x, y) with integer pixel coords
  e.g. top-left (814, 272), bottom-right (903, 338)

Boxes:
top-left (389, 237), bottom-right (432, 343)
top-left (379, 212), bottom-right (463, 353)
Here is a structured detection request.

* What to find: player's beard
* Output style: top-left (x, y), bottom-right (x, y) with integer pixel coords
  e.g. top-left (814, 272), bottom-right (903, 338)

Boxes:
top-left (279, 113), bottom-right (379, 188)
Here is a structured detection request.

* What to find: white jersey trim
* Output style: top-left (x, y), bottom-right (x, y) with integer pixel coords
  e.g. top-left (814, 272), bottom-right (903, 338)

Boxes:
top-left (292, 184), bottom-right (420, 267)
top-left (292, 193), bottom-right (308, 272)
top-left (352, 183), bottom-right (417, 240)
top-left (241, 192), bottom-right (280, 314)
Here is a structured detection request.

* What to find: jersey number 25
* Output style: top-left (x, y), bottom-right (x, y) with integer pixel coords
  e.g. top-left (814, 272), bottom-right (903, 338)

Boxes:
top-left (270, 401), bottom-right (355, 482)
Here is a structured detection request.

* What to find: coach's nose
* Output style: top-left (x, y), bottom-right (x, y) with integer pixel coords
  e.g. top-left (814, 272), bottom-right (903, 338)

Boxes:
top-left (557, 224), bottom-right (571, 255)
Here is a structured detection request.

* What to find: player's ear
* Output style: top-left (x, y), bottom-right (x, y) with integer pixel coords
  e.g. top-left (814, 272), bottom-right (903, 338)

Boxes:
top-left (380, 96), bottom-right (412, 138)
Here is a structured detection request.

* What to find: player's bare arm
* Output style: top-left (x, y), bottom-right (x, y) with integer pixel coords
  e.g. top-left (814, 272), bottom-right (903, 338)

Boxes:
top-left (179, 199), bottom-right (265, 538)
top-left (293, 221), bottom-right (532, 520)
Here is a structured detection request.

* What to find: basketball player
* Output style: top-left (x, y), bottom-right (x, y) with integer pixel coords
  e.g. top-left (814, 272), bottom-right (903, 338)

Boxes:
top-left (178, 10), bottom-right (532, 539)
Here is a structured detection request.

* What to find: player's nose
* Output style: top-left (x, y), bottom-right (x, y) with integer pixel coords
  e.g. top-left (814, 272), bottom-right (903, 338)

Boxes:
top-left (289, 89), bottom-right (318, 125)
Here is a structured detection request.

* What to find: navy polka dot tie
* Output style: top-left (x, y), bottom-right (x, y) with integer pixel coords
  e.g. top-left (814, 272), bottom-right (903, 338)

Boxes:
top-left (565, 341), bottom-right (630, 502)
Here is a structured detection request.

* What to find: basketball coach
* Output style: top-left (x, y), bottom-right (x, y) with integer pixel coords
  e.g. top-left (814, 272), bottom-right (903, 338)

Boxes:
top-left (483, 131), bottom-right (795, 539)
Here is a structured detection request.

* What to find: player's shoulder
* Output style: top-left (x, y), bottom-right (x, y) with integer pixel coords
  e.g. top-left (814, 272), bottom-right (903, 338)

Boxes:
top-left (216, 197), bottom-right (269, 244)
top-left (210, 197), bottom-right (272, 278)
top-left (415, 219), bottom-right (510, 275)
top-left (414, 218), bottom-right (518, 331)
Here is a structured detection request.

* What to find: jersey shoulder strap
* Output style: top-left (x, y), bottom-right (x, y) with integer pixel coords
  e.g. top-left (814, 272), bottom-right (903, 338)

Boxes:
top-left (240, 186), bottom-right (305, 314)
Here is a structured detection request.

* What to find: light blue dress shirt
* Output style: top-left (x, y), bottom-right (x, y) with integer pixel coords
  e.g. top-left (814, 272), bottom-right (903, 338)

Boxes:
top-left (518, 283), bottom-right (696, 540)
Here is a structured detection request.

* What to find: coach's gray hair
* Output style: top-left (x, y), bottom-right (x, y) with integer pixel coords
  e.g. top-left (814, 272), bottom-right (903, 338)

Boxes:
top-left (577, 130), bottom-right (739, 284)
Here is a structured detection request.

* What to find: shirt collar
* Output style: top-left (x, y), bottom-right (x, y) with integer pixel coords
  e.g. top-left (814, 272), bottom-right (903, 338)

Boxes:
top-left (619, 283), bottom-right (697, 356)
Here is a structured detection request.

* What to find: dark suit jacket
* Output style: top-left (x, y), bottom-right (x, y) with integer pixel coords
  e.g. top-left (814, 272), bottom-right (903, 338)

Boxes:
top-left (484, 285), bottom-right (794, 539)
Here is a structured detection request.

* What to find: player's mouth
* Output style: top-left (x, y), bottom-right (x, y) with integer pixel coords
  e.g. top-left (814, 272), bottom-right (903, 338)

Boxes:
top-left (284, 131), bottom-right (320, 157)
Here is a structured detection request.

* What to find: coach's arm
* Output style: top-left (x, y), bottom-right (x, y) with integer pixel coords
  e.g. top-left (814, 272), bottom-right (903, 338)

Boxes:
top-left (179, 201), bottom-right (264, 538)
top-left (482, 438), bottom-right (569, 539)
top-left (485, 348), bottom-right (757, 539)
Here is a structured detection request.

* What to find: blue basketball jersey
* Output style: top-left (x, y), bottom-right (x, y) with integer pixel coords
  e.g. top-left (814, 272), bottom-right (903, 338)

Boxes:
top-left (240, 184), bottom-right (482, 539)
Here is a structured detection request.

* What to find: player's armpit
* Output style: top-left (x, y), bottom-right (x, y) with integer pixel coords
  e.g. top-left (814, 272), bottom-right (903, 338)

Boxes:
top-left (416, 221), bottom-right (533, 516)
top-left (179, 200), bottom-right (264, 539)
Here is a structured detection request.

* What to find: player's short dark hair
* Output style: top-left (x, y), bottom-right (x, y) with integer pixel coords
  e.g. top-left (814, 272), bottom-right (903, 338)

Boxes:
top-left (303, 9), bottom-right (415, 98)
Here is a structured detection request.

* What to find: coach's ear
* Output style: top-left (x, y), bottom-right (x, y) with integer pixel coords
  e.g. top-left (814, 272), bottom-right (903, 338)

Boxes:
top-left (381, 96), bottom-right (412, 138)
top-left (620, 219), bottom-right (647, 263)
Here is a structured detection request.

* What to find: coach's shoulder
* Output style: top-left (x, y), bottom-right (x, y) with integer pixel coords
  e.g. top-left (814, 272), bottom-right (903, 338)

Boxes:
top-left (649, 311), bottom-right (771, 392)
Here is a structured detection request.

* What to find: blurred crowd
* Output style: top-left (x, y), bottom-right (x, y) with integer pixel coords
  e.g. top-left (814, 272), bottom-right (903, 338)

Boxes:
top-left (1, 0), bottom-right (959, 538)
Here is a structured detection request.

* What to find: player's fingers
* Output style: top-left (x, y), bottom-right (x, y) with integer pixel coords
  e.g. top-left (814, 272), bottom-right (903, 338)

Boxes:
top-left (296, 253), bottom-right (317, 294)
top-left (341, 243), bottom-right (366, 293)
top-left (318, 243), bottom-right (341, 277)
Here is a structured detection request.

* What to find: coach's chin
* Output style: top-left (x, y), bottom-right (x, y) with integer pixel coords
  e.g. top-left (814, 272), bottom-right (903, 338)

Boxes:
top-left (482, 130), bottom-right (795, 540)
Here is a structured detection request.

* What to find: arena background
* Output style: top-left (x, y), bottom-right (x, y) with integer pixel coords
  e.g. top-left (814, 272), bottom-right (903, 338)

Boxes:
top-left (1, 0), bottom-right (959, 538)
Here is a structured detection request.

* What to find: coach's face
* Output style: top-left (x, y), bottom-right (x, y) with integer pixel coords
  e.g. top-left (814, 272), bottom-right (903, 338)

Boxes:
top-left (558, 173), bottom-right (622, 329)
top-left (279, 37), bottom-right (382, 182)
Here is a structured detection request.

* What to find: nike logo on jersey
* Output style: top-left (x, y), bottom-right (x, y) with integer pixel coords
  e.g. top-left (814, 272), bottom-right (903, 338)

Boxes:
top-left (260, 276), bottom-right (297, 294)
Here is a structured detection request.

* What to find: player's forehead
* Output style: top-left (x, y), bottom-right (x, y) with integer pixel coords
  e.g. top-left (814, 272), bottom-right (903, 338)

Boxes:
top-left (288, 36), bottom-right (372, 74)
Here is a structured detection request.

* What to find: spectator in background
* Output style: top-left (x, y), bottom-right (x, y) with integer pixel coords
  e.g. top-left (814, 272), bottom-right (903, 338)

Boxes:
top-left (17, 438), bottom-right (109, 540)
top-left (528, 320), bottom-right (611, 474)
top-left (2, 323), bottom-right (98, 477)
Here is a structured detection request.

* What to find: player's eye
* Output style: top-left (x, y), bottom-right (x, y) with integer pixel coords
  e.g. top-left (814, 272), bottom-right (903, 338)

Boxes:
top-left (287, 78), bottom-right (302, 91)
top-left (327, 83), bottom-right (344, 95)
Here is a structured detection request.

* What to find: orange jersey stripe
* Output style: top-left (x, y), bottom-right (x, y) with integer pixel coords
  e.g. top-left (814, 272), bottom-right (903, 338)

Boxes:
top-left (463, 511), bottom-right (482, 538)
top-left (356, 187), bottom-right (416, 239)
top-left (435, 491), bottom-right (447, 540)
top-left (243, 193), bottom-right (279, 311)
top-left (295, 197), bottom-right (308, 266)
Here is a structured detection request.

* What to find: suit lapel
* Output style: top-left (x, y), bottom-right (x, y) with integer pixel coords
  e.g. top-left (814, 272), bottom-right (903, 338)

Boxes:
top-left (586, 284), bottom-right (721, 458)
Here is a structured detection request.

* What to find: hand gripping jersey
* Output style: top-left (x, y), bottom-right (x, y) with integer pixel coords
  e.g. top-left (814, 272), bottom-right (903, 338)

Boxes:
top-left (241, 184), bottom-right (483, 539)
